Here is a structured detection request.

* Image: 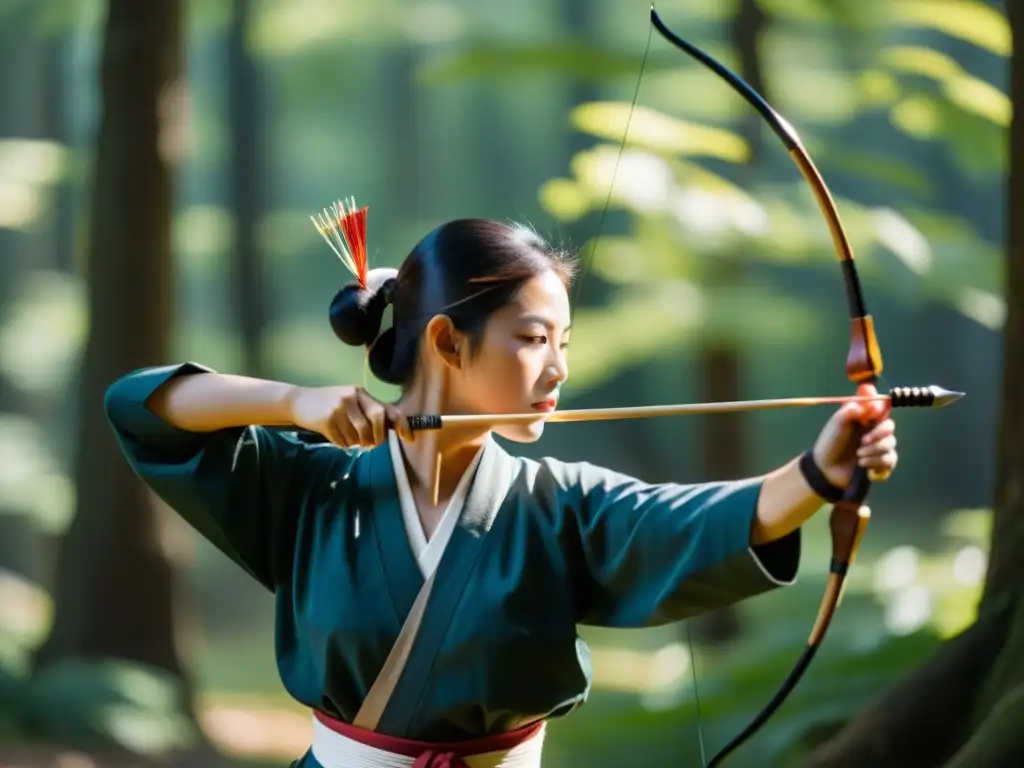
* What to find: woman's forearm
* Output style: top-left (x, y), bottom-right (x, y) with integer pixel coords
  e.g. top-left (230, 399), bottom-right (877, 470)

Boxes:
top-left (145, 372), bottom-right (299, 432)
top-left (751, 457), bottom-right (827, 545)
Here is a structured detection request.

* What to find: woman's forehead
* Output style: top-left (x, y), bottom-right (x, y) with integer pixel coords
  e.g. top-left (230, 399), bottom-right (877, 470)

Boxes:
top-left (505, 271), bottom-right (571, 324)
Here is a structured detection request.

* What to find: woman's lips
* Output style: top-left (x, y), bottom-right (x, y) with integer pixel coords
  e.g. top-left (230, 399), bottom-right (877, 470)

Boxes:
top-left (531, 399), bottom-right (558, 412)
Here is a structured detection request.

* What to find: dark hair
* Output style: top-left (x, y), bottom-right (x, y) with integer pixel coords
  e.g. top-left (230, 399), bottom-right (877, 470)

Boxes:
top-left (328, 219), bottom-right (577, 386)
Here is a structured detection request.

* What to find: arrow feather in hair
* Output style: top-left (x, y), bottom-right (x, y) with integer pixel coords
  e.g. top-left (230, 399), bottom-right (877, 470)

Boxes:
top-left (311, 196), bottom-right (370, 287)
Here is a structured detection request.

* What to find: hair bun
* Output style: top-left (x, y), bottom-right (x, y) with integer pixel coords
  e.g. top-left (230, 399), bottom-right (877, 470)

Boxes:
top-left (328, 267), bottom-right (399, 347)
top-left (368, 326), bottom-right (401, 385)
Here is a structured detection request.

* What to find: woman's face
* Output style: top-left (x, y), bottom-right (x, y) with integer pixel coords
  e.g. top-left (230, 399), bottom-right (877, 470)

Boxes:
top-left (449, 269), bottom-right (571, 442)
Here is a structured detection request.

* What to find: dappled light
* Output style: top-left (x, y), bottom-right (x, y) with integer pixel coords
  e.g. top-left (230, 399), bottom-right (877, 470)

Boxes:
top-left (873, 545), bottom-right (921, 592)
top-left (883, 45), bottom-right (1011, 126)
top-left (0, 270), bottom-right (86, 395)
top-left (952, 546), bottom-right (987, 587)
top-left (590, 643), bottom-right (693, 696)
top-left (571, 102), bottom-right (751, 162)
top-left (954, 285), bottom-right (1006, 330)
top-left (0, 139), bottom-right (67, 231)
top-left (672, 185), bottom-right (771, 238)
top-left (870, 208), bottom-right (933, 279)
top-left (884, 585), bottom-right (933, 636)
top-left (892, 0), bottom-right (1010, 57)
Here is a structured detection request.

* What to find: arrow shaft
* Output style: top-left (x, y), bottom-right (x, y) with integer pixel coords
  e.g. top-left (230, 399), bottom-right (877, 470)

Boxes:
top-left (427, 394), bottom-right (889, 429)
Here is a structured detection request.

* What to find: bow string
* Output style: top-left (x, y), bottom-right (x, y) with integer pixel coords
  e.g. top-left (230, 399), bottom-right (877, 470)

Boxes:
top-left (571, 6), bottom-right (891, 766)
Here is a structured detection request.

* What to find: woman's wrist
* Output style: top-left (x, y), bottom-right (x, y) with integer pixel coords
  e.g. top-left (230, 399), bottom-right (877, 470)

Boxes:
top-left (752, 457), bottom-right (830, 545)
top-left (799, 449), bottom-right (847, 503)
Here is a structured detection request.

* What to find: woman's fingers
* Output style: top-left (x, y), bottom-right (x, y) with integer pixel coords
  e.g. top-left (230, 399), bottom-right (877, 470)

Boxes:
top-left (356, 389), bottom-right (387, 447)
top-left (862, 419), bottom-right (896, 444)
top-left (321, 419), bottom-right (347, 448)
top-left (384, 404), bottom-right (414, 442)
top-left (342, 392), bottom-right (376, 447)
top-left (858, 433), bottom-right (896, 458)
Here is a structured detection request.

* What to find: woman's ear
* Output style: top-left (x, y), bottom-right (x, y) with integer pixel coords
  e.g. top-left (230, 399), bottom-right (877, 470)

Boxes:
top-left (425, 315), bottom-right (466, 371)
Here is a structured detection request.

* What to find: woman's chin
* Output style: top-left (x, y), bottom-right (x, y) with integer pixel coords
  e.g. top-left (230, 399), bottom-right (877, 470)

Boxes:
top-left (495, 421), bottom-right (546, 444)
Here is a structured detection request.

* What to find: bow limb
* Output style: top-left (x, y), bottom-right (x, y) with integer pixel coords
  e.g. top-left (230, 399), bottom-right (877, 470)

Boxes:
top-left (649, 6), bottom-right (884, 766)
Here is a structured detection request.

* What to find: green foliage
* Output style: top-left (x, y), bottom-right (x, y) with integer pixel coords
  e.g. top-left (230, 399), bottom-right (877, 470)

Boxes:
top-left (15, 660), bottom-right (203, 756)
top-left (890, 0), bottom-right (1010, 57)
top-left (539, 623), bottom-right (944, 767)
top-left (0, 633), bottom-right (28, 737)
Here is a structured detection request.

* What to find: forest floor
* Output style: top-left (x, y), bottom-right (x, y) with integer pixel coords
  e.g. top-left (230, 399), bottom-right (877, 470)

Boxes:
top-left (0, 696), bottom-right (308, 767)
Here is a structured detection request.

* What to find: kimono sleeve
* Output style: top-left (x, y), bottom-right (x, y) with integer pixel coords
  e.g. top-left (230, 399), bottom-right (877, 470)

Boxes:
top-left (552, 460), bottom-right (801, 627)
top-left (104, 362), bottom-right (335, 592)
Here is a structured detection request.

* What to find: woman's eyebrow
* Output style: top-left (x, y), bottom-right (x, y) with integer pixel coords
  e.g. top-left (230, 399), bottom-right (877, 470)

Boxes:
top-left (519, 314), bottom-right (571, 331)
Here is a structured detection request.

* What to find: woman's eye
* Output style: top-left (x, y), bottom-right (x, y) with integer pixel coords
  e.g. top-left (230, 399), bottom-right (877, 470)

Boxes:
top-left (521, 335), bottom-right (547, 345)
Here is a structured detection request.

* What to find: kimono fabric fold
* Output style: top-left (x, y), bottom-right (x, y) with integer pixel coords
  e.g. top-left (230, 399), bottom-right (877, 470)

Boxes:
top-left (313, 710), bottom-right (546, 768)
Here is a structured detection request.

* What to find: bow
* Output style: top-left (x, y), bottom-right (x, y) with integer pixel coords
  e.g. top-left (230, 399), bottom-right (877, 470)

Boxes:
top-left (581, 6), bottom-right (889, 765)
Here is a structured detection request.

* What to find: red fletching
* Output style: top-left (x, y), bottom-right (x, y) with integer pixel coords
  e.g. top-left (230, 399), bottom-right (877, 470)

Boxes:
top-left (338, 204), bottom-right (369, 288)
top-left (310, 196), bottom-right (371, 288)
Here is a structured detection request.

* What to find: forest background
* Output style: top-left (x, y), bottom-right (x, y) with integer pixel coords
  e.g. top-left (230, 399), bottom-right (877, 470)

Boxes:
top-left (0, 0), bottom-right (1017, 766)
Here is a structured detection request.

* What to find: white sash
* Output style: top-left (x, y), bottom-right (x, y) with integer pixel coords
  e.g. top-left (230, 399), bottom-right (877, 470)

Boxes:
top-left (311, 717), bottom-right (546, 768)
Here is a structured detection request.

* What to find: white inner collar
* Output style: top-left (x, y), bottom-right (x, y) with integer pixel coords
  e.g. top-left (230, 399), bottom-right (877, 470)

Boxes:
top-left (387, 431), bottom-right (487, 580)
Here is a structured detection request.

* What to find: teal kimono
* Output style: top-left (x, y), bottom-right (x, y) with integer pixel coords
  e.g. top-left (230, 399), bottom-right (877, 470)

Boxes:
top-left (105, 363), bottom-right (800, 765)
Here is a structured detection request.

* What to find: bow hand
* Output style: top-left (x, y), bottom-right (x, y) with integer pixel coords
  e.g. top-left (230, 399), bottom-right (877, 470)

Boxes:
top-left (812, 383), bottom-right (897, 488)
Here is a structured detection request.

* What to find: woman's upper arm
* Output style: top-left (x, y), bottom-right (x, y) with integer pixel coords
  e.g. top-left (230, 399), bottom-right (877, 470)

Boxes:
top-left (542, 459), bottom-right (801, 628)
top-left (105, 362), bottom-right (341, 591)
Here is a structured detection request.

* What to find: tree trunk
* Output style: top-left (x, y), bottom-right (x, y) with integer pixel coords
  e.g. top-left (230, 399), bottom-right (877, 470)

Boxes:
top-left (803, 4), bottom-right (1024, 766)
top-left (33, 0), bottom-right (193, 714)
top-left (229, 0), bottom-right (267, 377)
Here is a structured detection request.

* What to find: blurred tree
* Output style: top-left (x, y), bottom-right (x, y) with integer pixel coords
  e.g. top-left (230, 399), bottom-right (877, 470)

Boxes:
top-left (0, 18), bottom-right (45, 586)
top-left (689, 0), bottom-right (769, 649)
top-left (30, 0), bottom-right (203, 750)
top-left (229, 0), bottom-right (267, 377)
top-left (804, 3), bottom-right (1024, 765)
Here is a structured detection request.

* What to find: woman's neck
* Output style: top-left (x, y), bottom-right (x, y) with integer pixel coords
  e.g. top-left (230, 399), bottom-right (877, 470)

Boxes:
top-left (394, 387), bottom-right (489, 504)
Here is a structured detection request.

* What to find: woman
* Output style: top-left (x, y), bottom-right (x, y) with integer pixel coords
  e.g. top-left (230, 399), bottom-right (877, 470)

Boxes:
top-left (105, 214), bottom-right (897, 768)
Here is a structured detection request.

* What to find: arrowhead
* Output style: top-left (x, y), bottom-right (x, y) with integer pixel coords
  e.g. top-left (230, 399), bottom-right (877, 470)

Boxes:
top-left (927, 385), bottom-right (966, 408)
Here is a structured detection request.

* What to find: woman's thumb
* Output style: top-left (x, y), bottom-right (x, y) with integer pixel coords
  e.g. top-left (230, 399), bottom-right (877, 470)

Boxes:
top-left (838, 400), bottom-right (864, 425)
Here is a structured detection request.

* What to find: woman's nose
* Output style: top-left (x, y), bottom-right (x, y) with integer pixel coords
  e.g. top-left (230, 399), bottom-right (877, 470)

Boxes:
top-left (546, 351), bottom-right (568, 388)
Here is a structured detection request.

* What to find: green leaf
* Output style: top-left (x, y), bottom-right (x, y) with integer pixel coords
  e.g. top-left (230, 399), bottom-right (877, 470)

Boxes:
top-left (889, 95), bottom-right (1006, 174)
top-left (857, 69), bottom-right (903, 108)
top-left (538, 178), bottom-right (592, 223)
top-left (758, 0), bottom-right (890, 28)
top-left (943, 74), bottom-right (1011, 127)
top-left (883, 45), bottom-right (963, 81)
top-left (890, 94), bottom-right (943, 140)
top-left (570, 102), bottom-right (751, 163)
top-left (544, 143), bottom-right (756, 225)
top-left (882, 45), bottom-right (1010, 127)
top-left (891, 0), bottom-right (1010, 57)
